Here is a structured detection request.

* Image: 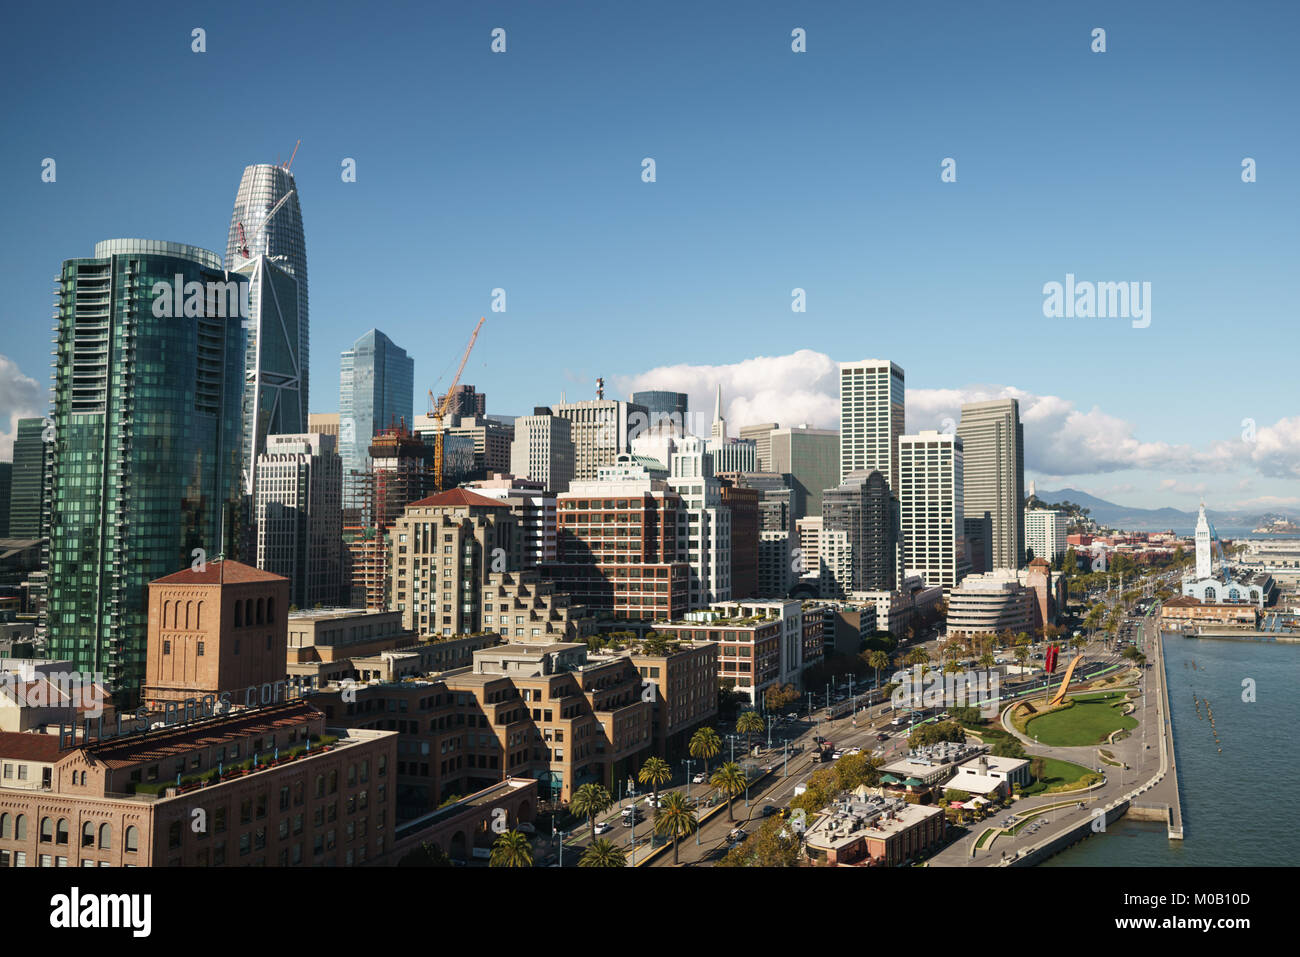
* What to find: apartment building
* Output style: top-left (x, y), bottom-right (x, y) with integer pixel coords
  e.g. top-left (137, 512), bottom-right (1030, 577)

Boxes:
top-left (629, 640), bottom-right (719, 754)
top-left (899, 431), bottom-right (970, 591)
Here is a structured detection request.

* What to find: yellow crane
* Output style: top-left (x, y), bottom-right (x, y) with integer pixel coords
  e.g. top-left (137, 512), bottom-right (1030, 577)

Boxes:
top-left (428, 316), bottom-right (486, 491)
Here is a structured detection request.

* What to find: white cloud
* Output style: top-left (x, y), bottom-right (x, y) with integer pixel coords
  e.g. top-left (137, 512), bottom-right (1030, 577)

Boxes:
top-left (0, 355), bottom-right (44, 459)
top-left (616, 349), bottom-right (1300, 482)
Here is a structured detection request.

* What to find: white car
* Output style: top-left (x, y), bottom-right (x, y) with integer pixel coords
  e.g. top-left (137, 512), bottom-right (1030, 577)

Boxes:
top-left (594, 820), bottom-right (612, 835)
top-left (693, 772), bottom-right (706, 784)
top-left (831, 750), bottom-right (844, 760)
top-left (846, 746), bottom-right (862, 755)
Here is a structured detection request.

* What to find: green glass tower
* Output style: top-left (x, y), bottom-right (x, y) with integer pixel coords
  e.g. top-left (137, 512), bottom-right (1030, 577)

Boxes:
top-left (46, 239), bottom-right (246, 702)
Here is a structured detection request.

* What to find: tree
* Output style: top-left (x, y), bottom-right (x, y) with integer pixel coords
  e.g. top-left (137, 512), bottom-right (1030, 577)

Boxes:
top-left (689, 726), bottom-right (722, 776)
top-left (654, 791), bottom-right (698, 865)
top-left (638, 757), bottom-right (672, 807)
top-left (1014, 645), bottom-right (1030, 669)
top-left (908, 721), bottom-right (966, 748)
top-left (717, 815), bottom-right (802, 867)
top-left (579, 838), bottom-right (626, 868)
top-left (717, 680), bottom-right (743, 718)
top-left (710, 762), bottom-right (748, 822)
top-left (736, 710), bottom-right (765, 757)
top-left (765, 683), bottom-right (800, 712)
top-left (866, 650), bottom-right (891, 688)
top-left (489, 829), bottom-right (533, 867)
top-left (570, 783), bottom-right (613, 844)
top-left (397, 841), bottom-right (451, 867)
top-left (905, 647), bottom-right (930, 668)
top-left (834, 752), bottom-right (883, 791)
top-left (978, 651), bottom-right (995, 671)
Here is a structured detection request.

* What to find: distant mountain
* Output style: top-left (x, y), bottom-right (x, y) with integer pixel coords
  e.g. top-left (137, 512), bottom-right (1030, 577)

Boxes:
top-left (1032, 489), bottom-right (1288, 532)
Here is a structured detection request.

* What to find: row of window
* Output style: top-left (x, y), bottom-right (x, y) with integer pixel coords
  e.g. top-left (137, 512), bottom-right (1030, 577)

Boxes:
top-left (0, 814), bottom-right (137, 852)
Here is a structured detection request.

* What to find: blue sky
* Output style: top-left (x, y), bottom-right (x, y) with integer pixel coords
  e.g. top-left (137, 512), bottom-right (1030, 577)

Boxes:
top-left (2, 0), bottom-right (1297, 511)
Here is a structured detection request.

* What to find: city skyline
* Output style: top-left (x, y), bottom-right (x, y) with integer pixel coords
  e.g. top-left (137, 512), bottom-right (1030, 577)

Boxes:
top-left (2, 2), bottom-right (1297, 516)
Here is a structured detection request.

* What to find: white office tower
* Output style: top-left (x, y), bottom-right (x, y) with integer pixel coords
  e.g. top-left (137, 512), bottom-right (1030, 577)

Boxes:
top-left (1026, 509), bottom-right (1069, 563)
top-left (509, 411), bottom-right (575, 494)
top-left (464, 474), bottom-right (558, 569)
top-left (899, 431), bottom-right (970, 590)
top-left (957, 398), bottom-right (1025, 570)
top-left (1195, 503), bottom-right (1213, 580)
top-left (254, 433), bottom-right (342, 608)
top-left (667, 436), bottom-right (731, 607)
top-left (839, 359), bottom-right (905, 489)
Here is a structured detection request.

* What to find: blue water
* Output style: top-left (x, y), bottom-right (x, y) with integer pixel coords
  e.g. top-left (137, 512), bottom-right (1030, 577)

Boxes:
top-left (1043, 632), bottom-right (1300, 866)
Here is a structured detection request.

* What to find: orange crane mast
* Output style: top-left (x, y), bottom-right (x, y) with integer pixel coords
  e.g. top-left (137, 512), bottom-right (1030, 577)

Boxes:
top-left (429, 317), bottom-right (486, 491)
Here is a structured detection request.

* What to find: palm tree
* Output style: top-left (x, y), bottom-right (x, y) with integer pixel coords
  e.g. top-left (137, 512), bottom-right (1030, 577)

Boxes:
top-left (570, 782), bottom-right (613, 844)
top-left (1014, 644), bottom-right (1030, 671)
top-left (579, 838), bottom-right (626, 868)
top-left (867, 650), bottom-right (891, 688)
top-left (638, 757), bottom-right (672, 808)
top-left (689, 726), bottom-right (722, 777)
top-left (489, 829), bottom-right (533, 867)
top-left (655, 792), bottom-right (698, 865)
top-left (710, 762), bottom-right (748, 823)
top-left (736, 710), bottom-right (764, 758)
top-left (905, 647), bottom-right (930, 670)
top-left (978, 651), bottom-right (995, 671)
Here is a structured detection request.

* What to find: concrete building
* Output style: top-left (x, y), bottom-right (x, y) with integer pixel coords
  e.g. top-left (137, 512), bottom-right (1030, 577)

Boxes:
top-left (708, 439), bottom-right (757, 475)
top-left (508, 409), bottom-right (575, 494)
top-left (738, 423), bottom-right (779, 472)
top-left (413, 412), bottom-right (513, 483)
top-left (944, 574), bottom-right (1036, 637)
top-left (142, 561), bottom-right (290, 711)
top-left (630, 391), bottom-right (688, 434)
top-left (820, 469), bottom-right (900, 598)
top-left (795, 516), bottom-right (824, 588)
top-left (464, 473), bottom-right (558, 570)
top-left (307, 413), bottom-right (339, 438)
top-left (899, 431), bottom-right (970, 591)
top-left (771, 425), bottom-right (840, 521)
top-left (839, 359), bottom-right (905, 491)
top-left (254, 433), bottom-right (343, 610)
top-left (1025, 508), bottom-right (1068, 564)
top-left (957, 399), bottom-right (1025, 571)
top-left (552, 398), bottom-right (650, 482)
top-left (656, 599), bottom-right (807, 705)
top-left (951, 753), bottom-right (1030, 792)
top-left (628, 639), bottom-right (718, 755)
top-left (667, 436), bottom-right (732, 608)
top-left (758, 532), bottom-right (792, 598)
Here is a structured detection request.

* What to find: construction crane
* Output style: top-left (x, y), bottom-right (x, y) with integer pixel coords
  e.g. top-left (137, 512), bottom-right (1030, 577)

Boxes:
top-left (235, 188), bottom-right (297, 261)
top-left (428, 317), bottom-right (486, 491)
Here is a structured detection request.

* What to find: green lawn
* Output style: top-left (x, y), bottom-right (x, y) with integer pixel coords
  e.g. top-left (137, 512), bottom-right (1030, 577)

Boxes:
top-left (1024, 695), bottom-right (1138, 746)
top-left (1018, 758), bottom-right (1102, 795)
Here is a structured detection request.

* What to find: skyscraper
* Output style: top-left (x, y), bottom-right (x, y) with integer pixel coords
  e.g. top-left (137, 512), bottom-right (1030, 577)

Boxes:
top-left (899, 431), bottom-right (969, 590)
top-left (839, 359), bottom-right (905, 490)
top-left (510, 409), bottom-right (576, 493)
top-left (770, 425), bottom-right (840, 521)
top-left (552, 398), bottom-right (650, 482)
top-left (738, 422), bottom-right (779, 472)
top-left (8, 418), bottom-right (51, 539)
top-left (224, 163), bottom-right (309, 494)
top-left (339, 329), bottom-right (415, 521)
top-left (47, 240), bottom-right (246, 700)
top-left (820, 469), bottom-right (899, 597)
top-left (630, 390), bottom-right (688, 433)
top-left (710, 384), bottom-right (727, 439)
top-left (957, 398), bottom-right (1025, 570)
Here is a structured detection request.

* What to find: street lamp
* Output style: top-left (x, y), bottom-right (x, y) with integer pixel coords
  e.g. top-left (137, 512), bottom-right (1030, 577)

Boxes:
top-left (682, 758), bottom-right (695, 801)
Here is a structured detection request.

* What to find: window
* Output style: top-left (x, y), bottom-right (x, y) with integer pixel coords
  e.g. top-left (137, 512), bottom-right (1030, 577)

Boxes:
top-left (214, 807), bottom-right (226, 834)
top-left (197, 641), bottom-right (205, 657)
top-left (99, 823), bottom-right (111, 850)
top-left (39, 817), bottom-right (53, 843)
top-left (125, 826), bottom-right (139, 854)
top-left (15, 816), bottom-right (27, 841)
top-left (168, 821), bottom-right (182, 849)
top-left (82, 822), bottom-right (95, 847)
top-left (0, 814), bottom-right (9, 839)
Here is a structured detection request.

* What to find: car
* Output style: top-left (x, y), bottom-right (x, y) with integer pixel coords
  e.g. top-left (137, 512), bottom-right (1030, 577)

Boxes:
top-left (846, 746), bottom-right (862, 755)
top-left (786, 712), bottom-right (798, 720)
top-left (693, 771), bottom-right (706, 784)
top-left (594, 820), bottom-right (612, 836)
top-left (831, 750), bottom-right (844, 760)
top-left (515, 822), bottom-right (536, 835)
top-left (762, 804), bottom-right (779, 817)
top-left (876, 733), bottom-right (890, 741)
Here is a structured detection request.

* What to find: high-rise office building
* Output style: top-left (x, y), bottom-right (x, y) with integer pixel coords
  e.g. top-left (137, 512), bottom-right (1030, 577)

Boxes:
top-left (630, 390), bottom-right (688, 433)
top-left (509, 409), bottom-right (575, 493)
top-left (413, 412), bottom-right (513, 482)
top-left (339, 330), bottom-right (414, 522)
top-left (710, 384), bottom-right (727, 439)
top-left (667, 437), bottom-right (732, 608)
top-left (707, 438), bottom-right (756, 475)
top-left (442, 384), bottom-right (486, 418)
top-left (225, 164), bottom-right (308, 492)
top-left (46, 240), bottom-right (245, 700)
top-left (463, 473), bottom-right (558, 570)
top-left (719, 480), bottom-right (759, 600)
top-left (0, 464), bottom-right (10, 537)
top-left (899, 431), bottom-right (970, 590)
top-left (770, 425), bottom-right (840, 521)
top-left (739, 422), bottom-right (779, 472)
top-left (7, 418), bottom-right (50, 540)
top-left (254, 433), bottom-right (343, 609)
top-left (957, 398), bottom-right (1025, 570)
top-left (839, 360), bottom-right (905, 490)
top-left (820, 469), bottom-right (899, 598)
top-left (552, 398), bottom-right (649, 482)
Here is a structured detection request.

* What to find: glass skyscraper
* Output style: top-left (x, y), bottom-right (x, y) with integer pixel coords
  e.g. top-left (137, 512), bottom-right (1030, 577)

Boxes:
top-left (224, 163), bottom-right (308, 495)
top-left (7, 417), bottom-right (50, 539)
top-left (46, 240), bottom-right (245, 702)
top-left (339, 329), bottom-right (414, 521)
